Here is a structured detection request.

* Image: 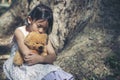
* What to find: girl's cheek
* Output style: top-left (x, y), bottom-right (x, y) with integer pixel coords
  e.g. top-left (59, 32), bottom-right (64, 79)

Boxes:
top-left (32, 25), bottom-right (38, 31)
top-left (34, 28), bottom-right (39, 31)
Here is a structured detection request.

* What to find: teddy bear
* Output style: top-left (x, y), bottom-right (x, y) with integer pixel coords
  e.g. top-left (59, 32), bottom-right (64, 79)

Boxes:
top-left (13, 32), bottom-right (48, 66)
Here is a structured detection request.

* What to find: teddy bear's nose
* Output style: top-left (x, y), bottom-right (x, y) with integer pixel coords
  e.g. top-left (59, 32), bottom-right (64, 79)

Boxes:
top-left (38, 46), bottom-right (44, 53)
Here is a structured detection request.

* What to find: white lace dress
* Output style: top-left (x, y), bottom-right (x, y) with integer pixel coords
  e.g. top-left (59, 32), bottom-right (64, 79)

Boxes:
top-left (3, 26), bottom-right (74, 80)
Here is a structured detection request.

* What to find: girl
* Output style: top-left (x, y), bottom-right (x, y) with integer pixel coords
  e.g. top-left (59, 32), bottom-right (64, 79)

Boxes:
top-left (3, 4), bottom-right (74, 80)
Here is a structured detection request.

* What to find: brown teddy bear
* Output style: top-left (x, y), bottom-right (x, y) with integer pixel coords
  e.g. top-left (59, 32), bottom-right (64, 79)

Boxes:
top-left (13, 32), bottom-right (48, 66)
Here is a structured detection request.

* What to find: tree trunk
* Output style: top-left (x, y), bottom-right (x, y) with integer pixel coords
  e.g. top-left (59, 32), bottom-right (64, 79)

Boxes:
top-left (54, 0), bottom-right (120, 79)
top-left (0, 0), bottom-right (120, 80)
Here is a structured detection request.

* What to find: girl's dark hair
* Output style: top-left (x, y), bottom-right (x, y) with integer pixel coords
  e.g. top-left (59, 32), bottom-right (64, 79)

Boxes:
top-left (25, 4), bottom-right (53, 34)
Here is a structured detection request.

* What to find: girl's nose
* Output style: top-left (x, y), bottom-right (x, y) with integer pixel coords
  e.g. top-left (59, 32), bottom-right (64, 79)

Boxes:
top-left (38, 28), bottom-right (44, 34)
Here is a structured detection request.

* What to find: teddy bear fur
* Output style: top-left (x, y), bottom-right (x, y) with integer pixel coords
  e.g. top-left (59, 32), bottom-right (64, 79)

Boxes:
top-left (13, 32), bottom-right (48, 66)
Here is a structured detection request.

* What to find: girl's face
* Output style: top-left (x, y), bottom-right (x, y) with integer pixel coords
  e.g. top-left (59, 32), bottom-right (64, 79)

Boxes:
top-left (28, 18), bottom-right (48, 34)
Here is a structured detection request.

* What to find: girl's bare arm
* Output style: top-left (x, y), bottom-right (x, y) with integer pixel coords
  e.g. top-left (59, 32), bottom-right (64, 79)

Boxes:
top-left (42, 40), bottom-right (57, 64)
top-left (14, 28), bottom-right (31, 56)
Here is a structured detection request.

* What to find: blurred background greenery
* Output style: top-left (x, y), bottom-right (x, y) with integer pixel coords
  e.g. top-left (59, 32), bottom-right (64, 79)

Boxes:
top-left (0, 0), bottom-right (11, 16)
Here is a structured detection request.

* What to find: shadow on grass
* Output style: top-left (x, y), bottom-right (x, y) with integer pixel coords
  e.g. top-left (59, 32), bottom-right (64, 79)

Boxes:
top-left (0, 7), bottom-right (8, 15)
top-left (0, 45), bottom-right (10, 80)
top-left (104, 54), bottom-right (120, 80)
top-left (0, 3), bottom-right (10, 16)
top-left (0, 45), bottom-right (11, 55)
top-left (0, 59), bottom-right (6, 80)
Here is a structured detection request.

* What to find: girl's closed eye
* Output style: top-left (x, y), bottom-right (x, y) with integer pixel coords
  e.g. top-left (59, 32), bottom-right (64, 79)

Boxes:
top-left (37, 25), bottom-right (42, 27)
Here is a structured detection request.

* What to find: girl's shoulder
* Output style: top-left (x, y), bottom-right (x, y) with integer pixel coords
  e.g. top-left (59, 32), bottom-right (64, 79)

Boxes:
top-left (15, 26), bottom-right (26, 31)
top-left (15, 26), bottom-right (29, 37)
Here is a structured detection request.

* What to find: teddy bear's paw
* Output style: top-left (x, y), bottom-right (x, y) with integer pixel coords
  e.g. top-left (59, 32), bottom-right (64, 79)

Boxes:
top-left (13, 51), bottom-right (24, 66)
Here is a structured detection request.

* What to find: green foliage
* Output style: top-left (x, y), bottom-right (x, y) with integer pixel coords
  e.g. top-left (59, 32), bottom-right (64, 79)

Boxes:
top-left (105, 54), bottom-right (120, 77)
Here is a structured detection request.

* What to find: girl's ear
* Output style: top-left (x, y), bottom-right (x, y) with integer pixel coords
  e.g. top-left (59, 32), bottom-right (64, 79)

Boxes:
top-left (27, 16), bottom-right (33, 24)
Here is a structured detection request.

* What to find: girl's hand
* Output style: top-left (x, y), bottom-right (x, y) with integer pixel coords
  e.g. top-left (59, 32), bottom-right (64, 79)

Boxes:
top-left (24, 53), bottom-right (44, 65)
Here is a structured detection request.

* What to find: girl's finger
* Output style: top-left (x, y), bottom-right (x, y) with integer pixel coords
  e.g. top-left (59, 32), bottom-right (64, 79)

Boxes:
top-left (27, 61), bottom-right (33, 66)
top-left (24, 57), bottom-right (31, 62)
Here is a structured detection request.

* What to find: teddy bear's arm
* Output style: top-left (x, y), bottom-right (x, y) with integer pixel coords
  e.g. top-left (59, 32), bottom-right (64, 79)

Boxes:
top-left (13, 51), bottom-right (23, 66)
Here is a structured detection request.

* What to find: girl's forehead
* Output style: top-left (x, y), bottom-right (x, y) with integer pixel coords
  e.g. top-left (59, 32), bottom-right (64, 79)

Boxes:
top-left (34, 19), bottom-right (47, 23)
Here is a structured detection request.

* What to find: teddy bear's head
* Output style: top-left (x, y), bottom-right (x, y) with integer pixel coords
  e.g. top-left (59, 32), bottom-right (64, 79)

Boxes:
top-left (24, 32), bottom-right (47, 53)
